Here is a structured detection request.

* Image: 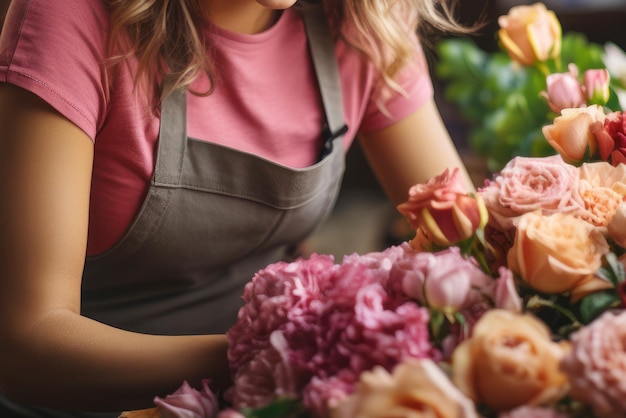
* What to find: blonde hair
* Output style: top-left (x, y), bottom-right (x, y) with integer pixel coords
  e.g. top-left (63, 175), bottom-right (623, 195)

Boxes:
top-left (105, 0), bottom-right (468, 105)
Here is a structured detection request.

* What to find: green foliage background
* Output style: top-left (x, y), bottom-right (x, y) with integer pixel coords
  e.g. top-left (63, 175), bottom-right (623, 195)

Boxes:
top-left (435, 33), bottom-right (617, 172)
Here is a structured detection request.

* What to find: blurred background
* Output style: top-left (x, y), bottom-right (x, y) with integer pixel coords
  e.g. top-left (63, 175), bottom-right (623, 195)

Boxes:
top-left (307, 0), bottom-right (626, 259)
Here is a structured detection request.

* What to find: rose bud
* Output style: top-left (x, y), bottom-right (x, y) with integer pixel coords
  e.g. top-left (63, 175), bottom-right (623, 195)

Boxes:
top-left (584, 68), bottom-right (610, 106)
top-left (542, 64), bottom-right (585, 113)
top-left (542, 104), bottom-right (605, 164)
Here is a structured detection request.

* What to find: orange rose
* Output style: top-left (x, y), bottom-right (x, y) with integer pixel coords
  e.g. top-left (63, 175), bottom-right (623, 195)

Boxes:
top-left (542, 105), bottom-right (605, 164)
top-left (452, 309), bottom-right (570, 412)
top-left (507, 211), bottom-right (611, 302)
top-left (332, 359), bottom-right (478, 418)
top-left (497, 3), bottom-right (561, 66)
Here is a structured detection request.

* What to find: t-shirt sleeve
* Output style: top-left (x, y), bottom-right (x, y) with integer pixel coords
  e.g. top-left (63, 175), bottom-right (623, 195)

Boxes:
top-left (0, 0), bottom-right (109, 141)
top-left (358, 42), bottom-right (434, 134)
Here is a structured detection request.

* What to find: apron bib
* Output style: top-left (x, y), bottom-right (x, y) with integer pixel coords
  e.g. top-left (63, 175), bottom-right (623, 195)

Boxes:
top-left (0, 5), bottom-right (347, 418)
top-left (81, 6), bottom-right (347, 336)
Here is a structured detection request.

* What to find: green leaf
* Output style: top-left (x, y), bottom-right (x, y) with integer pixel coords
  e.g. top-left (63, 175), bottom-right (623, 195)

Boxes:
top-left (596, 252), bottom-right (626, 287)
top-left (578, 290), bottom-right (620, 324)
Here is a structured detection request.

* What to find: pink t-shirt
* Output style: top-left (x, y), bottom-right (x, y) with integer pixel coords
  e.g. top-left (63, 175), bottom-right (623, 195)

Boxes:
top-left (0, 0), bottom-right (433, 255)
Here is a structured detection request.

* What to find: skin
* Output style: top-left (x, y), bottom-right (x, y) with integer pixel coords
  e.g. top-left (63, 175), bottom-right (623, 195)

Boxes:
top-left (0, 0), bottom-right (473, 412)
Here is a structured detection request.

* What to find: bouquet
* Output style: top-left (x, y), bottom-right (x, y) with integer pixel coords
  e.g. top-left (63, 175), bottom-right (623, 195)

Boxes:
top-left (121, 3), bottom-right (626, 418)
top-left (436, 2), bottom-right (626, 172)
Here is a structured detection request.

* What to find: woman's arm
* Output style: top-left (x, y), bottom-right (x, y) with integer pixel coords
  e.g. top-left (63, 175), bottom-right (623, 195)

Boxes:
top-left (0, 84), bottom-right (229, 411)
top-left (358, 98), bottom-right (475, 205)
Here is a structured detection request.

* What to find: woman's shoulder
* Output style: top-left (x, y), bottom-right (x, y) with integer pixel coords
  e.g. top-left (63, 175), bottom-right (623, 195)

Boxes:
top-left (0, 0), bottom-right (111, 140)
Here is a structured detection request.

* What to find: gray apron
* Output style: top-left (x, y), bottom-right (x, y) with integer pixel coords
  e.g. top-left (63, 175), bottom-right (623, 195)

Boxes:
top-left (0, 5), bottom-right (347, 417)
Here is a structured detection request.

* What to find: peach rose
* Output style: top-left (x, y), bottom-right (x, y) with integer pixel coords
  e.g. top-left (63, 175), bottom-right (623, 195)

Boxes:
top-left (507, 211), bottom-right (611, 301)
top-left (578, 160), bottom-right (626, 195)
top-left (452, 309), bottom-right (570, 412)
top-left (575, 176), bottom-right (622, 227)
top-left (542, 105), bottom-right (606, 164)
top-left (497, 3), bottom-right (561, 66)
top-left (331, 359), bottom-right (478, 418)
top-left (575, 161), bottom-right (626, 226)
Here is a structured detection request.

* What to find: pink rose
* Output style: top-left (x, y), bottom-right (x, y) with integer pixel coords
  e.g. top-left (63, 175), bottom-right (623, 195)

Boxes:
top-left (489, 266), bottom-right (522, 313)
top-left (154, 380), bottom-right (219, 418)
top-left (542, 64), bottom-right (585, 113)
top-left (507, 211), bottom-right (611, 301)
top-left (542, 105), bottom-right (605, 164)
top-left (331, 359), bottom-right (478, 418)
top-left (561, 311), bottom-right (626, 418)
top-left (398, 168), bottom-right (487, 248)
top-left (479, 155), bottom-right (581, 231)
top-left (400, 246), bottom-right (493, 315)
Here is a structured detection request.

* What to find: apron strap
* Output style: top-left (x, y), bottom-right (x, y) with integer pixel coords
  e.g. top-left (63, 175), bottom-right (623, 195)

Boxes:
top-left (154, 88), bottom-right (187, 186)
top-left (301, 5), bottom-right (349, 159)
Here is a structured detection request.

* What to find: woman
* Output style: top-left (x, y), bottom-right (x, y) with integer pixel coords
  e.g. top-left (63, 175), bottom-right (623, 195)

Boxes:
top-left (0, 0), bottom-right (473, 416)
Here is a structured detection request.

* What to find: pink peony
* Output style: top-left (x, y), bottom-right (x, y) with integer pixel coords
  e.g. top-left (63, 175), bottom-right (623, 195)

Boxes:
top-left (227, 244), bottom-right (438, 416)
top-left (154, 380), bottom-right (219, 418)
top-left (479, 155), bottom-right (582, 231)
top-left (560, 311), bottom-right (626, 418)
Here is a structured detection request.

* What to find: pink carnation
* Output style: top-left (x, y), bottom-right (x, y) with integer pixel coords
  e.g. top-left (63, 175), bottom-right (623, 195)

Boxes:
top-left (560, 311), bottom-right (626, 418)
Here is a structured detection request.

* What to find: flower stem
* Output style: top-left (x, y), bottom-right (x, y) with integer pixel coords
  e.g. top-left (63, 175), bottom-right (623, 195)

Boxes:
top-left (526, 295), bottom-right (582, 328)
